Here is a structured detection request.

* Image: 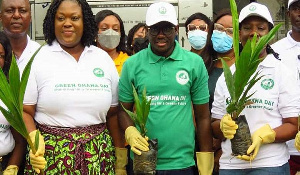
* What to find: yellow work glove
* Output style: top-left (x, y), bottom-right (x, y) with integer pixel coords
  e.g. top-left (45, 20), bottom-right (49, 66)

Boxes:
top-left (3, 165), bottom-right (18, 175)
top-left (237, 124), bottom-right (276, 161)
top-left (29, 130), bottom-right (47, 174)
top-left (220, 114), bottom-right (238, 139)
top-left (125, 126), bottom-right (149, 155)
top-left (115, 147), bottom-right (128, 175)
top-left (196, 152), bottom-right (213, 175)
top-left (295, 131), bottom-right (300, 151)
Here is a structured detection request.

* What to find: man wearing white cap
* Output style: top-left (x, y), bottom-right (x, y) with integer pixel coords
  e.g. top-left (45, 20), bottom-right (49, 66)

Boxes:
top-left (272, 0), bottom-right (300, 174)
top-left (118, 1), bottom-right (213, 175)
top-left (211, 2), bottom-right (300, 175)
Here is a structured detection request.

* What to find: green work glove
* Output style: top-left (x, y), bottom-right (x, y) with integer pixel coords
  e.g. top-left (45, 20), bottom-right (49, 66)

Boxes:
top-left (295, 131), bottom-right (300, 151)
top-left (125, 126), bottom-right (149, 155)
top-left (237, 124), bottom-right (276, 161)
top-left (196, 152), bottom-right (213, 175)
top-left (115, 147), bottom-right (128, 175)
top-left (220, 114), bottom-right (238, 139)
top-left (3, 165), bottom-right (18, 175)
top-left (29, 130), bottom-right (46, 173)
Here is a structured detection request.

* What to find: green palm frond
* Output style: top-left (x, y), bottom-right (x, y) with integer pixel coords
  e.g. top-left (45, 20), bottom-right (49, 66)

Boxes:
top-left (122, 84), bottom-right (151, 137)
top-left (0, 44), bottom-right (45, 174)
top-left (223, 0), bottom-right (282, 119)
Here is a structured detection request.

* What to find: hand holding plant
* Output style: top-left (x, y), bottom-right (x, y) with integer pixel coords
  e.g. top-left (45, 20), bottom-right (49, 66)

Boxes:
top-left (0, 45), bottom-right (45, 174)
top-left (122, 84), bottom-right (151, 155)
top-left (220, 0), bottom-right (282, 158)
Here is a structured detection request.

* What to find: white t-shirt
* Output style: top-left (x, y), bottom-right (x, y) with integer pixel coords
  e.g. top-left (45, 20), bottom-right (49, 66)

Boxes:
top-left (16, 35), bottom-right (40, 74)
top-left (24, 40), bottom-right (119, 127)
top-left (0, 100), bottom-right (15, 156)
top-left (212, 55), bottom-right (300, 169)
top-left (272, 31), bottom-right (300, 156)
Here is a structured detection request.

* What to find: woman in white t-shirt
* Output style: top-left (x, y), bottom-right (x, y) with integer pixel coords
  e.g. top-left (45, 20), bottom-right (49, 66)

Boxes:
top-left (22, 0), bottom-right (125, 174)
top-left (0, 32), bottom-right (27, 174)
top-left (211, 2), bottom-right (300, 175)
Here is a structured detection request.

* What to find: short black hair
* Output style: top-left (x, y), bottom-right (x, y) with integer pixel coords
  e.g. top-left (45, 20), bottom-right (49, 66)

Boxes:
top-left (43, 0), bottom-right (97, 46)
top-left (184, 12), bottom-right (212, 33)
top-left (95, 9), bottom-right (129, 54)
top-left (127, 23), bottom-right (147, 55)
top-left (0, 31), bottom-right (12, 76)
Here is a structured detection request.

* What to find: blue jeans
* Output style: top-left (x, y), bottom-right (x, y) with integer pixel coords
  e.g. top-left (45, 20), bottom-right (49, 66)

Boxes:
top-left (156, 166), bottom-right (196, 175)
top-left (219, 162), bottom-right (290, 175)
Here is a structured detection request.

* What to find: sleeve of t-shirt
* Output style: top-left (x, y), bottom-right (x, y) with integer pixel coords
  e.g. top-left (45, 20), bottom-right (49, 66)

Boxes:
top-left (119, 59), bottom-right (134, 103)
top-left (211, 74), bottom-right (227, 119)
top-left (278, 64), bottom-right (300, 118)
top-left (23, 61), bottom-right (38, 105)
top-left (191, 57), bottom-right (209, 104)
top-left (111, 65), bottom-right (119, 107)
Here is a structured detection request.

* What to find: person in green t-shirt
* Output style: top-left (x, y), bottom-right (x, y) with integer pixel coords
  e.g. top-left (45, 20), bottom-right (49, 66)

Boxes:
top-left (118, 2), bottom-right (213, 175)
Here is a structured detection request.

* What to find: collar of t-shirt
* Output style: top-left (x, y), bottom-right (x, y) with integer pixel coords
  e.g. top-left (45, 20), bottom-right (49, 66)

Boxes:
top-left (148, 40), bottom-right (183, 63)
top-left (15, 35), bottom-right (30, 63)
top-left (50, 40), bottom-right (93, 54)
top-left (287, 30), bottom-right (300, 48)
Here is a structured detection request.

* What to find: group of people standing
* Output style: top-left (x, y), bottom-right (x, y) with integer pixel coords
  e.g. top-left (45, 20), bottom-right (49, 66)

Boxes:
top-left (0, 0), bottom-right (300, 175)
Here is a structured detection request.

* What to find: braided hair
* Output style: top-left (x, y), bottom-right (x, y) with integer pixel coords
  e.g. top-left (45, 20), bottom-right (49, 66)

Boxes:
top-left (43, 0), bottom-right (97, 47)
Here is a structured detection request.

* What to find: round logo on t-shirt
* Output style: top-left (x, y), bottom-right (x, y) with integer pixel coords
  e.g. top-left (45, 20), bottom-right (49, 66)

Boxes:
top-left (93, 68), bottom-right (104, 77)
top-left (176, 70), bottom-right (189, 85)
top-left (261, 78), bottom-right (274, 90)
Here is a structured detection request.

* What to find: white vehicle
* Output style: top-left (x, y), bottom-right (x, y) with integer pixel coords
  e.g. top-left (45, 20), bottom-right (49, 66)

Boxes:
top-left (30, 0), bottom-right (213, 50)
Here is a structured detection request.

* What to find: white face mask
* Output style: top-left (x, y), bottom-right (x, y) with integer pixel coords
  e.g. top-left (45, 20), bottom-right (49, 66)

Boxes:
top-left (187, 30), bottom-right (208, 50)
top-left (97, 29), bottom-right (121, 49)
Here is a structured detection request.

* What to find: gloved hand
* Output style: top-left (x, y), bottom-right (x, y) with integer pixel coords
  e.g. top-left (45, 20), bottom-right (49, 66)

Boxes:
top-left (237, 124), bottom-right (276, 161)
top-left (220, 114), bottom-right (238, 139)
top-left (196, 152), bottom-right (213, 175)
top-left (295, 131), bottom-right (300, 151)
top-left (3, 165), bottom-right (18, 175)
top-left (29, 130), bottom-right (47, 173)
top-left (115, 147), bottom-right (128, 175)
top-left (125, 126), bottom-right (149, 155)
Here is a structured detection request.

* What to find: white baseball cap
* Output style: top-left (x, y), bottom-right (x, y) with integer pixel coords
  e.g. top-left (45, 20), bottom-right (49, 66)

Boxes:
top-left (288, 0), bottom-right (299, 8)
top-left (146, 2), bottom-right (178, 26)
top-left (239, 2), bottom-right (273, 25)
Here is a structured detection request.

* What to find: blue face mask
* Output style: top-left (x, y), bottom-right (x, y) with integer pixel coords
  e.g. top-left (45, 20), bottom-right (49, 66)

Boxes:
top-left (187, 30), bottom-right (208, 50)
top-left (211, 30), bottom-right (233, 53)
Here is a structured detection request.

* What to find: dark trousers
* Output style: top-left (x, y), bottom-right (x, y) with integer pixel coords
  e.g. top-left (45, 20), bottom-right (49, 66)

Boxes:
top-left (156, 166), bottom-right (197, 175)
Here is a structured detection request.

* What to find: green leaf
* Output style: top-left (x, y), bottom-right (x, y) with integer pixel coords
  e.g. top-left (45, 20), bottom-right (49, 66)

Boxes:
top-left (221, 58), bottom-right (235, 102)
top-left (229, 0), bottom-right (239, 62)
top-left (35, 130), bottom-right (40, 151)
top-left (0, 106), bottom-right (27, 138)
top-left (9, 55), bottom-right (20, 109)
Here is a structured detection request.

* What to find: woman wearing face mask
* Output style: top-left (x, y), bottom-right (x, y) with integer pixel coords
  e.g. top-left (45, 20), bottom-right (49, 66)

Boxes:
top-left (185, 12), bottom-right (212, 56)
top-left (202, 9), bottom-right (234, 110)
top-left (200, 9), bottom-right (234, 175)
top-left (95, 10), bottom-right (130, 75)
top-left (211, 2), bottom-right (299, 174)
top-left (127, 23), bottom-right (148, 56)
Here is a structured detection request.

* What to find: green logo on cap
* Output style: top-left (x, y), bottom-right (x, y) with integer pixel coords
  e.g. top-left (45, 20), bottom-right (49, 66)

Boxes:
top-left (93, 68), bottom-right (104, 77)
top-left (261, 78), bottom-right (274, 90)
top-left (159, 6), bottom-right (167, 14)
top-left (249, 5), bottom-right (257, 11)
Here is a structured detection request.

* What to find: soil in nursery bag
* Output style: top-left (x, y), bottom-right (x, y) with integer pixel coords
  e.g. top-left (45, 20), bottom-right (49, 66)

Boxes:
top-left (134, 139), bottom-right (158, 175)
top-left (231, 115), bottom-right (252, 156)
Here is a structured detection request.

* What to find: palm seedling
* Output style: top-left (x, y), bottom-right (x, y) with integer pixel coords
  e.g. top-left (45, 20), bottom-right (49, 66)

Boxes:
top-left (122, 84), bottom-right (151, 137)
top-left (222, 0), bottom-right (282, 156)
top-left (0, 45), bottom-right (44, 174)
